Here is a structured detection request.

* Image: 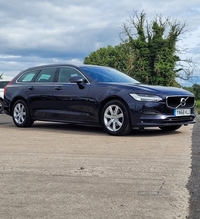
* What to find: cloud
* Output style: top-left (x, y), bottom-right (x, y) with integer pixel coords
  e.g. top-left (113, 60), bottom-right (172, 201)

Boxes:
top-left (0, 0), bottom-right (200, 85)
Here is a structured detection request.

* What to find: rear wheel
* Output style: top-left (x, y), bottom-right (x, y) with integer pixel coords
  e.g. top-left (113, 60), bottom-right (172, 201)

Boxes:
top-left (159, 125), bottom-right (182, 132)
top-left (101, 100), bottom-right (132, 136)
top-left (0, 99), bottom-right (3, 114)
top-left (12, 100), bottom-right (34, 127)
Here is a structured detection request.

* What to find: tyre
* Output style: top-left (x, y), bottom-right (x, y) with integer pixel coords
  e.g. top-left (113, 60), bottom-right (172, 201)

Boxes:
top-left (0, 99), bottom-right (3, 114)
top-left (101, 100), bottom-right (132, 136)
top-left (12, 100), bottom-right (34, 127)
top-left (159, 125), bottom-right (182, 132)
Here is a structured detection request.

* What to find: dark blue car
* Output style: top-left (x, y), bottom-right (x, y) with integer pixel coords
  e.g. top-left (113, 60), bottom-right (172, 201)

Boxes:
top-left (3, 64), bottom-right (196, 135)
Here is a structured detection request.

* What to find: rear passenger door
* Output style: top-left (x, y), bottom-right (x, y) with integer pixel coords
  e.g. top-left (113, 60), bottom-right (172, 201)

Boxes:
top-left (25, 67), bottom-right (58, 119)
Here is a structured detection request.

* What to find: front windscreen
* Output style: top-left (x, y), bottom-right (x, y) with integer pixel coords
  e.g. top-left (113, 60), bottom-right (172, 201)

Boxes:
top-left (80, 66), bottom-right (139, 84)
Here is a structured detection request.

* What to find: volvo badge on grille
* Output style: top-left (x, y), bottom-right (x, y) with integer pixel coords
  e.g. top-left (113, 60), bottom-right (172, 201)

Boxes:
top-left (176, 97), bottom-right (189, 108)
top-left (180, 98), bottom-right (186, 106)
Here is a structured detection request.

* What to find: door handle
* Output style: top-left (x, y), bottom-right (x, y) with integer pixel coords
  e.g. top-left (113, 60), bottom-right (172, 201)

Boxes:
top-left (28, 86), bottom-right (34, 90)
top-left (55, 86), bottom-right (62, 91)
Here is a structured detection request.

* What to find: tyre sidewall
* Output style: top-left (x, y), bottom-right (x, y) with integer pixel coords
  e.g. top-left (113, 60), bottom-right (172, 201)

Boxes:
top-left (12, 100), bottom-right (31, 127)
top-left (101, 100), bottom-right (130, 136)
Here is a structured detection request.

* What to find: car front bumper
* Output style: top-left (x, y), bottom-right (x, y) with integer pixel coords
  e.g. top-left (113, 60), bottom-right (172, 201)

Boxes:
top-left (128, 100), bottom-right (196, 128)
top-left (134, 114), bottom-right (196, 127)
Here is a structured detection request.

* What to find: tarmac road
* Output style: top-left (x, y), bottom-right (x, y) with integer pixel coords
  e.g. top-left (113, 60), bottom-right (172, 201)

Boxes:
top-left (0, 114), bottom-right (198, 219)
top-left (187, 115), bottom-right (200, 219)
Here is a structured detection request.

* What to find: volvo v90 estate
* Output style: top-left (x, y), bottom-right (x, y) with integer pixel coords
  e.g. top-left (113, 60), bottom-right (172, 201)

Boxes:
top-left (3, 64), bottom-right (196, 135)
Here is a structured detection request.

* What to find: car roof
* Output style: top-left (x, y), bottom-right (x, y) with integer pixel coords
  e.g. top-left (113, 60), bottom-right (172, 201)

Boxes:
top-left (20, 64), bottom-right (108, 73)
top-left (21, 64), bottom-right (79, 72)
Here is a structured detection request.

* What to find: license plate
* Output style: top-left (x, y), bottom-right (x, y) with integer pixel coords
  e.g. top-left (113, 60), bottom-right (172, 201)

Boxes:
top-left (174, 109), bottom-right (191, 116)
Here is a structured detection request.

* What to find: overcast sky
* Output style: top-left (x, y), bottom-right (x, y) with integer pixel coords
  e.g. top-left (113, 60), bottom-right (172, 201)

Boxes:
top-left (0, 0), bottom-right (200, 86)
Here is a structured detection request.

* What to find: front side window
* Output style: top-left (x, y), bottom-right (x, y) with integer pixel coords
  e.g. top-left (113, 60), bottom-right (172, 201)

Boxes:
top-left (35, 68), bottom-right (57, 82)
top-left (58, 67), bottom-right (87, 83)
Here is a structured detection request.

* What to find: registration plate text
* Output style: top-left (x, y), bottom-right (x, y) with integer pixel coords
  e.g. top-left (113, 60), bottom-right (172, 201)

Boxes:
top-left (174, 109), bottom-right (191, 116)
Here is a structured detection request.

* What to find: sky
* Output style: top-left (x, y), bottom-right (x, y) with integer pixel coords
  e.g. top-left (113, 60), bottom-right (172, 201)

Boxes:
top-left (0, 0), bottom-right (200, 86)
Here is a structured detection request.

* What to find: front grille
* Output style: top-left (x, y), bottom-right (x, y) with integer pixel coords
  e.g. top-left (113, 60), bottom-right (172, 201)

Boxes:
top-left (166, 96), bottom-right (195, 109)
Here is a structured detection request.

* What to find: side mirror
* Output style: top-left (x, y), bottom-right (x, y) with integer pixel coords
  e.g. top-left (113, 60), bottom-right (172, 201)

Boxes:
top-left (69, 76), bottom-right (84, 89)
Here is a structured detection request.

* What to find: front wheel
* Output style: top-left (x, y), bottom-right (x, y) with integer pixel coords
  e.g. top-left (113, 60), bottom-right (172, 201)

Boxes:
top-left (101, 100), bottom-right (132, 136)
top-left (159, 125), bottom-right (182, 132)
top-left (12, 100), bottom-right (34, 127)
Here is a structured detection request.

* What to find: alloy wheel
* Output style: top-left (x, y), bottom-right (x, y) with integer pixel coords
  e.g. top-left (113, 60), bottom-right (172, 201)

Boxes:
top-left (13, 102), bottom-right (27, 125)
top-left (103, 104), bottom-right (124, 132)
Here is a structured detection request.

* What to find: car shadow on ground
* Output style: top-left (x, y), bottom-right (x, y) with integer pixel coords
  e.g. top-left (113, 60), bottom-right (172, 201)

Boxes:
top-left (31, 121), bottom-right (182, 137)
top-left (0, 114), bottom-right (185, 137)
top-left (32, 122), bottom-right (106, 135)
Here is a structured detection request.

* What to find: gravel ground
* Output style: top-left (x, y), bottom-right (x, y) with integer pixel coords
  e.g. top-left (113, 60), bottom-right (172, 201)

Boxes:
top-left (187, 115), bottom-right (200, 219)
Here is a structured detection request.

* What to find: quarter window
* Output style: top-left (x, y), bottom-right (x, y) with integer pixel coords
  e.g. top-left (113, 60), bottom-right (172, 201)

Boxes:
top-left (18, 71), bottom-right (38, 82)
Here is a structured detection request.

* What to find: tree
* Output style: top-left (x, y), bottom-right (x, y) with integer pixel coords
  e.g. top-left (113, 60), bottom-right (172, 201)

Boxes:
top-left (84, 44), bottom-right (130, 73)
top-left (84, 11), bottom-right (196, 86)
top-left (0, 73), bottom-right (3, 79)
top-left (119, 11), bottom-right (196, 86)
top-left (192, 84), bottom-right (200, 99)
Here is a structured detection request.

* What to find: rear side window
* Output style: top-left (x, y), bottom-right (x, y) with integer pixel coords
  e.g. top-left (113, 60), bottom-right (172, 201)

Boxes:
top-left (18, 71), bottom-right (38, 82)
top-left (35, 68), bottom-right (57, 82)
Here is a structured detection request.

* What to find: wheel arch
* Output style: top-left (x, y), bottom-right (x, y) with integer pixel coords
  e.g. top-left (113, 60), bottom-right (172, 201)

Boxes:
top-left (98, 96), bottom-right (131, 125)
top-left (11, 97), bottom-right (34, 127)
top-left (10, 96), bottom-right (30, 113)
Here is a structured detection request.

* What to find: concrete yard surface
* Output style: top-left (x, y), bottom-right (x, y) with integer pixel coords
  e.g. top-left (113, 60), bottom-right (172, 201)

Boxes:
top-left (0, 114), bottom-right (194, 218)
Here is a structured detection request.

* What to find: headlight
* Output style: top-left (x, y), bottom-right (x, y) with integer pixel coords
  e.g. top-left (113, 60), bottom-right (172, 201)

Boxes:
top-left (130, 93), bottom-right (162, 102)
